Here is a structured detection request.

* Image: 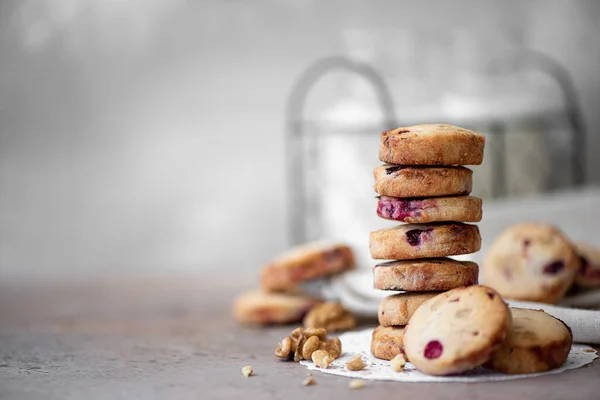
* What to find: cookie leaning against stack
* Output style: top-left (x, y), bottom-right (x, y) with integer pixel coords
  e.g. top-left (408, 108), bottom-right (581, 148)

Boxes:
top-left (369, 124), bottom-right (485, 361)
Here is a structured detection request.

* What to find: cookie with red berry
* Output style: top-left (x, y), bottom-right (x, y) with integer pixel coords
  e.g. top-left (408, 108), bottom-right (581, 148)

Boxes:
top-left (404, 285), bottom-right (511, 375)
top-left (369, 222), bottom-right (481, 260)
top-left (482, 223), bottom-right (578, 304)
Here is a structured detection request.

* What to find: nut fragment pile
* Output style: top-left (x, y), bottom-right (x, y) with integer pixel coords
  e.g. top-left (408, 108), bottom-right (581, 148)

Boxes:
top-left (275, 327), bottom-right (342, 368)
top-left (304, 301), bottom-right (356, 332)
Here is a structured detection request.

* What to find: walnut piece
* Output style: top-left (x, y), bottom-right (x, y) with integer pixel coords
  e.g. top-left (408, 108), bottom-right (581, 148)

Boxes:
top-left (241, 365), bottom-right (253, 377)
top-left (302, 335), bottom-right (321, 360)
top-left (318, 337), bottom-right (342, 359)
top-left (348, 379), bottom-right (366, 390)
top-left (275, 336), bottom-right (293, 359)
top-left (303, 302), bottom-right (356, 332)
top-left (345, 354), bottom-right (366, 371)
top-left (311, 349), bottom-right (333, 368)
top-left (391, 354), bottom-right (406, 372)
top-left (274, 327), bottom-right (342, 363)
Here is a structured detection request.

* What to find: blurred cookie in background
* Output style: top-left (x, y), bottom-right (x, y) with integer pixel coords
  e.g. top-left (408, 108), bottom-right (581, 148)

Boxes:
top-left (574, 242), bottom-right (600, 290)
top-left (260, 242), bottom-right (355, 292)
top-left (482, 223), bottom-right (579, 305)
top-left (233, 290), bottom-right (321, 325)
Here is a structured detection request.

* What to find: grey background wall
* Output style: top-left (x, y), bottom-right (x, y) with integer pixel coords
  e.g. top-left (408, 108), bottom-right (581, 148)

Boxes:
top-left (0, 0), bottom-right (598, 281)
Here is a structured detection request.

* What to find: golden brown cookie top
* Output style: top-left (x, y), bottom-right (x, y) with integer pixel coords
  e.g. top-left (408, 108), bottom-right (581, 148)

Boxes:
top-left (404, 285), bottom-right (511, 375)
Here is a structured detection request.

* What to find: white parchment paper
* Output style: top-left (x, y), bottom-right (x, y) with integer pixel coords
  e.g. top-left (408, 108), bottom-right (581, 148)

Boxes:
top-left (300, 328), bottom-right (598, 383)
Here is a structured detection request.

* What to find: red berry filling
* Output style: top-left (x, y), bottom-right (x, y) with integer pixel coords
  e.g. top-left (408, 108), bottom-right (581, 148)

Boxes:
top-left (424, 340), bottom-right (443, 359)
top-left (543, 260), bottom-right (565, 275)
top-left (396, 129), bottom-right (410, 134)
top-left (385, 165), bottom-right (406, 174)
top-left (405, 228), bottom-right (433, 246)
top-left (377, 197), bottom-right (425, 221)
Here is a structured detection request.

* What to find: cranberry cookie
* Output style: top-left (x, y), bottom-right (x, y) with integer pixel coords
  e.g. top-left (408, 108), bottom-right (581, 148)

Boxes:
top-left (485, 308), bottom-right (572, 374)
top-left (574, 242), bottom-right (600, 289)
top-left (404, 285), bottom-right (511, 375)
top-left (371, 325), bottom-right (407, 361)
top-left (379, 124), bottom-right (485, 166)
top-left (482, 223), bottom-right (579, 304)
top-left (369, 222), bottom-right (481, 260)
top-left (373, 164), bottom-right (472, 198)
top-left (378, 292), bottom-right (440, 326)
top-left (261, 242), bottom-right (355, 292)
top-left (373, 258), bottom-right (479, 291)
top-left (377, 195), bottom-right (482, 223)
top-left (233, 290), bottom-right (321, 325)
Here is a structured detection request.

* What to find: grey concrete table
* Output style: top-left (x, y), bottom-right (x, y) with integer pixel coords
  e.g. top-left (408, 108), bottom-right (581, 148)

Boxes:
top-left (1, 272), bottom-right (599, 400)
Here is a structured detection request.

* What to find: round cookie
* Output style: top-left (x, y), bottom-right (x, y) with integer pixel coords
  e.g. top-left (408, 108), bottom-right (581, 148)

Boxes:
top-left (373, 258), bottom-right (479, 291)
top-left (369, 222), bottom-right (481, 260)
top-left (485, 308), bottom-right (572, 374)
top-left (482, 223), bottom-right (579, 304)
top-left (404, 285), bottom-right (512, 376)
top-left (378, 292), bottom-right (440, 326)
top-left (379, 124), bottom-right (485, 166)
top-left (232, 290), bottom-right (321, 325)
top-left (373, 164), bottom-right (472, 198)
top-left (377, 195), bottom-right (482, 223)
top-left (371, 325), bottom-right (407, 361)
top-left (261, 242), bottom-right (355, 292)
top-left (574, 242), bottom-right (600, 289)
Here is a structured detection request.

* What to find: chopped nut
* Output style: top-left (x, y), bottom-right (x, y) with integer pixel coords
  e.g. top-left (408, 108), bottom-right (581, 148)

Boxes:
top-left (303, 327), bottom-right (327, 339)
top-left (302, 375), bottom-right (316, 386)
top-left (302, 335), bottom-right (321, 360)
top-left (312, 349), bottom-right (334, 368)
top-left (275, 336), bottom-right (293, 359)
top-left (293, 335), bottom-right (308, 362)
top-left (391, 354), bottom-right (406, 372)
top-left (319, 337), bottom-right (342, 359)
top-left (348, 379), bottom-right (366, 390)
top-left (345, 354), bottom-right (366, 371)
top-left (241, 365), bottom-right (253, 377)
top-left (304, 302), bottom-right (356, 332)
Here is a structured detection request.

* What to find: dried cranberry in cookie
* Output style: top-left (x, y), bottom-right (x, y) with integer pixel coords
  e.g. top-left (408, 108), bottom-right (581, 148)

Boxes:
top-left (482, 223), bottom-right (579, 304)
top-left (376, 195), bottom-right (482, 224)
top-left (369, 222), bottom-right (481, 260)
top-left (373, 258), bottom-right (479, 291)
top-left (373, 164), bottom-right (473, 198)
top-left (485, 308), bottom-right (572, 374)
top-left (260, 242), bottom-right (355, 292)
top-left (404, 285), bottom-right (512, 375)
top-left (574, 242), bottom-right (600, 289)
top-left (379, 124), bottom-right (485, 166)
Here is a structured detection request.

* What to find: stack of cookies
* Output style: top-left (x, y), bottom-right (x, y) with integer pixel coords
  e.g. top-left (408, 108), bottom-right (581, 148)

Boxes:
top-left (369, 124), bottom-right (486, 361)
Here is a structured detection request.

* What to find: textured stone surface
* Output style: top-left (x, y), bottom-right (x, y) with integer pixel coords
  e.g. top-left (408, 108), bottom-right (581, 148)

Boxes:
top-left (0, 273), bottom-right (598, 399)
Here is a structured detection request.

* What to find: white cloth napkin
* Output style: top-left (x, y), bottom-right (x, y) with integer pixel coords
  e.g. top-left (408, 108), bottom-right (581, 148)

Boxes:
top-left (308, 270), bottom-right (600, 344)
